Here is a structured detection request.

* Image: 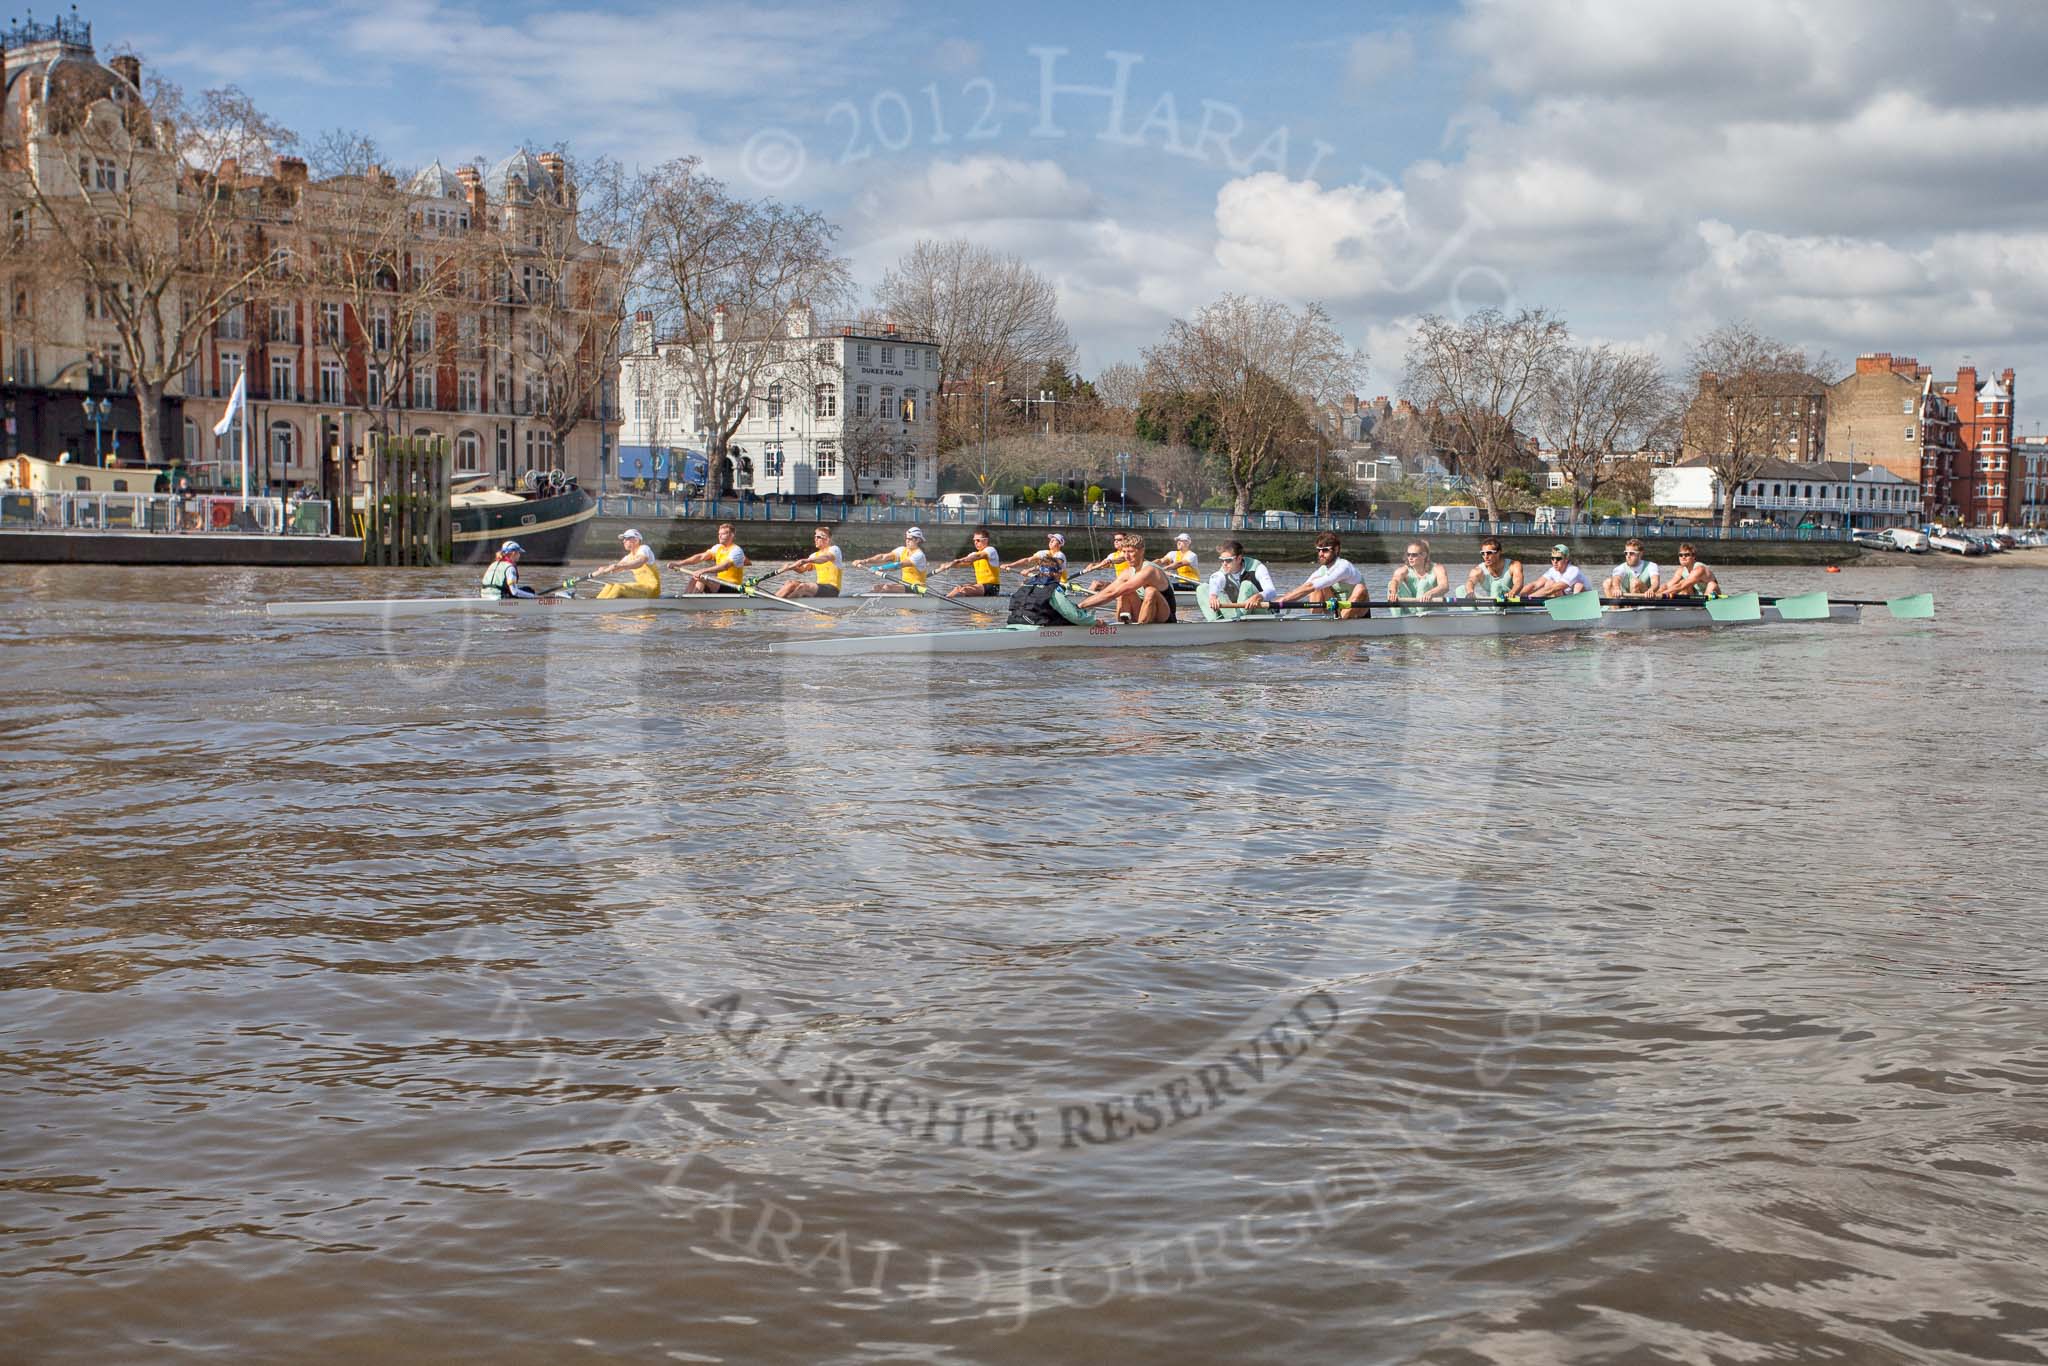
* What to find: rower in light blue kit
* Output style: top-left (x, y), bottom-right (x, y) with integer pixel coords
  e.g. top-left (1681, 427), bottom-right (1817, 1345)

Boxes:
top-left (1462, 537), bottom-right (1524, 600)
top-left (480, 540), bottom-right (537, 599)
top-left (1386, 538), bottom-right (1449, 613)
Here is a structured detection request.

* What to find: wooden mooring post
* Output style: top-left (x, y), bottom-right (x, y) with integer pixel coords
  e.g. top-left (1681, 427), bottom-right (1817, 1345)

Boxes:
top-left (363, 436), bottom-right (451, 566)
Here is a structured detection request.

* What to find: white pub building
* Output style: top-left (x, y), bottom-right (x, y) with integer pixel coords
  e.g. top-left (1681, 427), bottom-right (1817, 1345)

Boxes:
top-left (1655, 456), bottom-right (1920, 529)
top-left (616, 305), bottom-right (939, 501)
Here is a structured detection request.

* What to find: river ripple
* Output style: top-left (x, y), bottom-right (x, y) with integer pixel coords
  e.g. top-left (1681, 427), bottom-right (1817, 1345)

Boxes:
top-left (3, 556), bottom-right (2046, 1364)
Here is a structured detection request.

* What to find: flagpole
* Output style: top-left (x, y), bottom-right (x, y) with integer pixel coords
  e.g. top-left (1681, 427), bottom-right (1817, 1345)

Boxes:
top-left (239, 406), bottom-right (250, 505)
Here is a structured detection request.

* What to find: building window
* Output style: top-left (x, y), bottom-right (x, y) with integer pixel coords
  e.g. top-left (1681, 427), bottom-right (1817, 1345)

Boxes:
top-left (366, 369), bottom-right (382, 408)
top-left (371, 310), bottom-right (390, 352)
top-left (525, 426), bottom-right (554, 468)
top-left (815, 383), bottom-right (837, 418)
top-left (877, 448), bottom-right (895, 479)
top-left (220, 351), bottom-right (244, 395)
top-left (270, 355), bottom-right (293, 401)
top-left (455, 430), bottom-right (482, 473)
top-left (183, 419), bottom-right (199, 461)
top-left (269, 420), bottom-right (295, 468)
top-left (414, 371), bottom-right (436, 409)
top-left (665, 395), bottom-right (681, 421)
top-left (765, 444), bottom-right (784, 477)
top-left (926, 350), bottom-right (937, 372)
top-left (855, 343), bottom-right (870, 365)
top-left (880, 386), bottom-right (895, 420)
top-left (413, 314), bottom-right (434, 350)
top-left (854, 385), bottom-right (871, 418)
top-left (879, 345), bottom-right (894, 366)
top-left (901, 387), bottom-right (917, 422)
top-left (321, 302), bottom-right (343, 345)
top-left (496, 427), bottom-right (512, 474)
top-left (816, 442), bottom-right (838, 477)
top-left (269, 303), bottom-right (292, 342)
top-left (459, 372), bottom-right (480, 412)
top-left (218, 303), bottom-right (245, 341)
top-left (767, 382), bottom-right (782, 421)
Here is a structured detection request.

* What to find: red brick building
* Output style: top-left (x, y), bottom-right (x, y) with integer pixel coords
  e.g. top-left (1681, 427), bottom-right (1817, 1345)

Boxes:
top-left (1937, 365), bottom-right (2017, 528)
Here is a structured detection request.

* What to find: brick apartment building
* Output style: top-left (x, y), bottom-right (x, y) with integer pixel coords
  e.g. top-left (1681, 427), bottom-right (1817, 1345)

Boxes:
top-left (1937, 365), bottom-right (2018, 528)
top-left (1825, 353), bottom-right (1963, 525)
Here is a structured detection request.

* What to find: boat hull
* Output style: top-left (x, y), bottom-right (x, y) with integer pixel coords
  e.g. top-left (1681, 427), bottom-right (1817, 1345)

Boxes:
top-left (450, 487), bottom-right (595, 564)
top-left (768, 604), bottom-right (1863, 657)
top-left (266, 589), bottom-right (1017, 619)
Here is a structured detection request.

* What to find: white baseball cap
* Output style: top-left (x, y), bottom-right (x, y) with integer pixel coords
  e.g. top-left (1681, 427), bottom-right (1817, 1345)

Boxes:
top-left (906, 526), bottom-right (926, 541)
top-left (499, 540), bottom-right (524, 554)
top-left (1048, 532), bottom-right (1065, 546)
top-left (619, 528), bottom-right (643, 542)
top-left (1175, 532), bottom-right (1192, 544)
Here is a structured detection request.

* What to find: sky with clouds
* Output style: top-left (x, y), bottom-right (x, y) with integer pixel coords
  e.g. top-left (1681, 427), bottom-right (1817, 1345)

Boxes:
top-left (68, 0), bottom-right (2048, 415)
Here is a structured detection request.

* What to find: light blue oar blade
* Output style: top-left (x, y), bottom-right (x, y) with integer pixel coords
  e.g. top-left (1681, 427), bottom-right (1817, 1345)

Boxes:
top-left (1886, 592), bottom-right (1935, 620)
top-left (1705, 591), bottom-right (1762, 622)
top-left (1774, 591), bottom-right (1831, 621)
top-left (1543, 591), bottom-right (1603, 621)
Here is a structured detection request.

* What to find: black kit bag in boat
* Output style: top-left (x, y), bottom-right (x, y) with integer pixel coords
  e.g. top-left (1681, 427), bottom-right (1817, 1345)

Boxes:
top-left (1007, 583), bottom-right (1068, 625)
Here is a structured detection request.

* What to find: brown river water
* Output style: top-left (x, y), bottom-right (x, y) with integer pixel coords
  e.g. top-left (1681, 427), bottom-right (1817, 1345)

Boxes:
top-left (4, 555), bottom-right (2046, 1364)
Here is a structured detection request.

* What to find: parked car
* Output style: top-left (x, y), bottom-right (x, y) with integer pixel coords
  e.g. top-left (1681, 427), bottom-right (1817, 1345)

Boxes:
top-left (1417, 504), bottom-right (1481, 533)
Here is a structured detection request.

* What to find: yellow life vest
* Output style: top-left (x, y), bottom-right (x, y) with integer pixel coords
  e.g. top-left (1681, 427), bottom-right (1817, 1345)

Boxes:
top-left (709, 545), bottom-right (744, 586)
top-left (813, 547), bottom-right (843, 591)
top-left (972, 549), bottom-right (1000, 586)
top-left (1165, 549), bottom-right (1198, 582)
top-left (897, 546), bottom-right (927, 589)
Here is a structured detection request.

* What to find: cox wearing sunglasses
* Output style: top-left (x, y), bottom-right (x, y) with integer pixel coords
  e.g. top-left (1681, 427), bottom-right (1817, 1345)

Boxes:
top-left (1521, 543), bottom-right (1592, 600)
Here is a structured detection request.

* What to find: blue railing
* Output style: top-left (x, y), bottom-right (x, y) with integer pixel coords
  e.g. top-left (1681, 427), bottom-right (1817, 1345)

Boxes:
top-left (589, 496), bottom-right (1857, 543)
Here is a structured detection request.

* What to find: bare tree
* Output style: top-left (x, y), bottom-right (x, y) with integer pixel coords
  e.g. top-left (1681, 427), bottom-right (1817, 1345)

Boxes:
top-left (1403, 307), bottom-right (1567, 522)
top-left (636, 157), bottom-right (850, 500)
top-left (14, 70), bottom-right (293, 467)
top-left (1142, 294), bottom-right (1364, 526)
top-left (1093, 361), bottom-right (1143, 413)
top-left (481, 147), bottom-right (630, 475)
top-left (297, 132), bottom-right (479, 445)
top-left (1681, 322), bottom-right (1833, 529)
top-left (874, 238), bottom-right (1072, 450)
top-left (1531, 343), bottom-right (1670, 525)
top-left (1132, 441), bottom-right (1207, 509)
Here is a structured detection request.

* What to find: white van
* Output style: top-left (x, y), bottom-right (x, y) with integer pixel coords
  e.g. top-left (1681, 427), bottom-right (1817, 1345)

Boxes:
top-left (1886, 527), bottom-right (1930, 554)
top-left (938, 492), bottom-right (985, 513)
top-left (1417, 504), bottom-right (1481, 532)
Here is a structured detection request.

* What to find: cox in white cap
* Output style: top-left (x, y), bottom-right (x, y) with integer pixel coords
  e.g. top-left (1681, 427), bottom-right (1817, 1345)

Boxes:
top-left (1175, 532), bottom-right (1192, 544)
top-left (619, 528), bottom-right (644, 542)
top-left (499, 540), bottom-right (524, 554)
top-left (1048, 532), bottom-right (1065, 546)
top-left (906, 525), bottom-right (926, 541)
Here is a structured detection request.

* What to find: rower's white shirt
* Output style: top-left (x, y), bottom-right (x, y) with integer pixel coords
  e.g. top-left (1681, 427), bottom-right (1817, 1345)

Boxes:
top-left (710, 544), bottom-right (747, 568)
top-left (1305, 556), bottom-right (1365, 590)
top-left (973, 546), bottom-right (1002, 569)
top-left (1041, 549), bottom-right (1068, 572)
top-left (1539, 563), bottom-right (1590, 591)
top-left (1610, 558), bottom-right (1659, 581)
top-left (898, 547), bottom-right (929, 572)
top-left (1206, 560), bottom-right (1279, 601)
top-left (812, 545), bottom-right (845, 569)
top-left (1164, 548), bottom-right (1199, 573)
top-left (619, 544), bottom-right (655, 570)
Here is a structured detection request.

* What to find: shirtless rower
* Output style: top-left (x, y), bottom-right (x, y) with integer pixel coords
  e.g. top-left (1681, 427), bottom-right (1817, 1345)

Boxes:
top-left (1462, 537), bottom-right (1524, 600)
top-left (1386, 538), bottom-right (1449, 608)
top-left (1006, 532), bottom-right (1070, 584)
top-left (1654, 543), bottom-right (1722, 598)
top-left (1078, 533), bottom-right (1135, 590)
top-left (1601, 539), bottom-right (1661, 597)
top-left (774, 525), bottom-right (844, 599)
top-left (938, 527), bottom-right (1003, 598)
top-left (1074, 533), bottom-right (1177, 623)
top-left (850, 525), bottom-right (930, 593)
top-left (1521, 543), bottom-right (1592, 599)
top-left (590, 528), bottom-right (661, 599)
top-left (1269, 533), bottom-right (1371, 619)
top-left (1152, 533), bottom-right (1201, 587)
top-left (667, 522), bottom-right (748, 593)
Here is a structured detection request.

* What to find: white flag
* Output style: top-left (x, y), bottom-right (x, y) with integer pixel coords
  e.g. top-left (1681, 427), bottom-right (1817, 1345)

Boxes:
top-left (212, 371), bottom-right (245, 437)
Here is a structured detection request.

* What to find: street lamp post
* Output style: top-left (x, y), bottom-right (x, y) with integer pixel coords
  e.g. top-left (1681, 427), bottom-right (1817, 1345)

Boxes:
top-left (82, 397), bottom-right (111, 466)
top-left (980, 381), bottom-right (997, 498)
top-left (1116, 450), bottom-right (1129, 521)
top-left (1313, 443), bottom-right (1323, 529)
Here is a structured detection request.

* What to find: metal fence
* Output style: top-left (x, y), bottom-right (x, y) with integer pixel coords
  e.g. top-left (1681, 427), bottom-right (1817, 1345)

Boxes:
top-left (0, 490), bottom-right (333, 535)
top-left (590, 496), bottom-right (1854, 543)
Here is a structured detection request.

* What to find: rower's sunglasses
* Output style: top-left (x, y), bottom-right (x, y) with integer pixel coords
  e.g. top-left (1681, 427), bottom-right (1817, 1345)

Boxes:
top-left (1550, 555), bottom-right (1568, 562)
top-left (1404, 550), bottom-right (1424, 557)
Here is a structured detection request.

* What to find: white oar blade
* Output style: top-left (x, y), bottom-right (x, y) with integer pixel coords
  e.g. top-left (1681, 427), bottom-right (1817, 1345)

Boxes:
top-left (1705, 592), bottom-right (1762, 623)
top-left (1886, 592), bottom-right (1935, 620)
top-left (1543, 591), bottom-right (1603, 622)
top-left (1774, 591), bottom-right (1832, 621)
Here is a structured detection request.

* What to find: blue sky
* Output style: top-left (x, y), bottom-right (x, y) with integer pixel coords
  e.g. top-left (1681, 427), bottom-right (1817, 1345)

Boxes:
top-left (68, 0), bottom-right (2048, 411)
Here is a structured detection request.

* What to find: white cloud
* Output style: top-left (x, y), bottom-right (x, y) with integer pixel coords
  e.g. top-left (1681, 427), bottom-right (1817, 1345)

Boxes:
top-left (1212, 173), bottom-right (1410, 300)
top-left (1345, 29), bottom-right (1416, 86)
top-left (852, 155), bottom-right (1099, 228)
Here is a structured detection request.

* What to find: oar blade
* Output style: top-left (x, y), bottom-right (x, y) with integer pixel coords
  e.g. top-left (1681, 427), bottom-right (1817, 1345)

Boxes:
top-left (1705, 591), bottom-right (1762, 622)
top-left (1543, 591), bottom-right (1603, 622)
top-left (1773, 590), bottom-right (1832, 621)
top-left (1886, 592), bottom-right (1935, 620)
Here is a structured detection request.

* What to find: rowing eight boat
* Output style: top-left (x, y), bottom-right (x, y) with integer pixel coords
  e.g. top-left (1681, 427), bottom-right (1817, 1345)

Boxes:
top-left (767, 602), bottom-right (1865, 657)
top-left (264, 591), bottom-right (1023, 619)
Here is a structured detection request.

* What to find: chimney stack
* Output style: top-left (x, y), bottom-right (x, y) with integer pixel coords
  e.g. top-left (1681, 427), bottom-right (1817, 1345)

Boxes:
top-left (457, 164), bottom-right (485, 221)
top-left (110, 54), bottom-right (142, 90)
top-left (273, 155), bottom-right (308, 186)
top-left (712, 305), bottom-right (727, 343)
